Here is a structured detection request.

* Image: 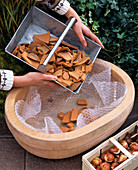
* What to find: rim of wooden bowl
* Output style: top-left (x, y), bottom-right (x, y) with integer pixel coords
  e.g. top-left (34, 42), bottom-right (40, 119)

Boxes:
top-left (5, 60), bottom-right (135, 142)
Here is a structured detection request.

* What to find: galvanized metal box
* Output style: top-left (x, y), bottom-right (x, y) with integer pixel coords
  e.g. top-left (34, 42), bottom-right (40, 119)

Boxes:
top-left (5, 6), bottom-right (101, 94)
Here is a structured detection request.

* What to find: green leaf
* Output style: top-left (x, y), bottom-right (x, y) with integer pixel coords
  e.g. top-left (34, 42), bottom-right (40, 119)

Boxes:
top-left (115, 43), bottom-right (120, 47)
top-left (117, 32), bottom-right (127, 39)
top-left (104, 9), bottom-right (110, 16)
top-left (113, 28), bottom-right (121, 33)
top-left (92, 21), bottom-right (100, 32)
top-left (4, 3), bottom-right (18, 27)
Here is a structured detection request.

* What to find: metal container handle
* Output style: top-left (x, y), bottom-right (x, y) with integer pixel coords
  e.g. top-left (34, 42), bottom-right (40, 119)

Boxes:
top-left (37, 16), bottom-right (77, 73)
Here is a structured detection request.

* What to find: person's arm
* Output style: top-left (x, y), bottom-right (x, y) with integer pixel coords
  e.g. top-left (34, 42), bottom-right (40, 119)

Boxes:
top-left (36, 0), bottom-right (104, 49)
top-left (13, 72), bottom-right (59, 88)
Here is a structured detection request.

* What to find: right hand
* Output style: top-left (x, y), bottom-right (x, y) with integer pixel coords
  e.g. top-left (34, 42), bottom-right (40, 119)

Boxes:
top-left (13, 72), bottom-right (61, 88)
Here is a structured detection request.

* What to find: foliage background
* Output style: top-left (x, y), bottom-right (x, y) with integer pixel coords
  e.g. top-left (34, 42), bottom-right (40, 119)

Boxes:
top-left (0, 0), bottom-right (137, 117)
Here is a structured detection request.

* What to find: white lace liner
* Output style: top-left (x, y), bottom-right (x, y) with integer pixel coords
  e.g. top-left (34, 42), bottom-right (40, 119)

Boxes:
top-left (15, 59), bottom-right (127, 133)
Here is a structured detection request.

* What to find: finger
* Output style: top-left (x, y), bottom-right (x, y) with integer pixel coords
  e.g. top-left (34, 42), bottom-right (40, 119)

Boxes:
top-left (92, 34), bottom-right (104, 49)
top-left (75, 28), bottom-right (87, 47)
top-left (42, 81), bottom-right (62, 88)
top-left (42, 74), bottom-right (57, 81)
top-left (85, 29), bottom-right (104, 49)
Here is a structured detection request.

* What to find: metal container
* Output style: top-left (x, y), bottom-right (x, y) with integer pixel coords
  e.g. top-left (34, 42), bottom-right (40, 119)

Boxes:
top-left (5, 6), bottom-right (101, 94)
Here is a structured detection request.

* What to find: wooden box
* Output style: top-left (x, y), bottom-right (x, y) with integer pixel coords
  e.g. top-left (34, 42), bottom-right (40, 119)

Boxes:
top-left (82, 121), bottom-right (138, 170)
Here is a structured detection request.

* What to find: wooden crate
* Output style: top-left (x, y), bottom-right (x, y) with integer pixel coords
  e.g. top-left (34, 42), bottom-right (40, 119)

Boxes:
top-left (82, 121), bottom-right (138, 170)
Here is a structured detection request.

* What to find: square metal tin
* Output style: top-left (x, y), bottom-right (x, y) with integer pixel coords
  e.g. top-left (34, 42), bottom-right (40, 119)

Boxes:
top-left (5, 6), bottom-right (101, 94)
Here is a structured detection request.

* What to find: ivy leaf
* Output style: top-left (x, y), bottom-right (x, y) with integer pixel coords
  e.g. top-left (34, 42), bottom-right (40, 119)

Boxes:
top-left (113, 28), bottom-right (121, 32)
top-left (92, 21), bottom-right (100, 32)
top-left (117, 32), bottom-right (127, 39)
top-left (86, 2), bottom-right (95, 10)
top-left (110, 0), bottom-right (119, 10)
top-left (115, 43), bottom-right (120, 47)
top-left (118, 58), bottom-right (125, 64)
top-left (79, 4), bottom-right (86, 12)
top-left (89, 17), bottom-right (93, 24)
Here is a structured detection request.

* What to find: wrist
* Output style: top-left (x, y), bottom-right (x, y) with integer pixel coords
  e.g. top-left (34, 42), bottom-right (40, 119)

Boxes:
top-left (13, 75), bottom-right (29, 87)
top-left (65, 7), bottom-right (82, 23)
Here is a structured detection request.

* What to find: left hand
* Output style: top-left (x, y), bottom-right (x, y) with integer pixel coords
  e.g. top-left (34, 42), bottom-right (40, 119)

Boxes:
top-left (65, 7), bottom-right (104, 49)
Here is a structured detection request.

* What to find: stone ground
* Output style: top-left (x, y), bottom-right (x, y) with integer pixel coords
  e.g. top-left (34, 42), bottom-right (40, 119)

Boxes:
top-left (0, 85), bottom-right (137, 170)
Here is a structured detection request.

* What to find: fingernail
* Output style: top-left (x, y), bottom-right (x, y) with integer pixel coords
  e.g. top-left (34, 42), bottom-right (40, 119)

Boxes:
top-left (83, 42), bottom-right (87, 47)
top-left (102, 45), bottom-right (104, 49)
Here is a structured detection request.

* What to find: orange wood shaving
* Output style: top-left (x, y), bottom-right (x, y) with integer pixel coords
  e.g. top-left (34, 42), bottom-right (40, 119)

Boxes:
top-left (53, 69), bottom-right (62, 76)
top-left (33, 32), bottom-right (50, 44)
top-left (50, 36), bottom-right (59, 42)
top-left (28, 53), bottom-right (40, 62)
top-left (69, 126), bottom-right (76, 131)
top-left (81, 73), bottom-right (86, 81)
top-left (59, 126), bottom-right (70, 133)
top-left (22, 51), bottom-right (39, 68)
top-left (19, 45), bottom-right (26, 53)
top-left (46, 64), bottom-right (54, 71)
top-left (86, 63), bottom-right (93, 74)
top-left (58, 112), bottom-right (64, 119)
top-left (61, 111), bottom-right (71, 124)
top-left (71, 108), bottom-right (80, 121)
top-left (69, 82), bottom-right (81, 91)
top-left (17, 51), bottom-right (22, 59)
top-left (40, 54), bottom-right (47, 65)
top-left (66, 122), bottom-right (74, 128)
top-left (49, 54), bottom-right (56, 62)
top-left (62, 79), bottom-right (73, 86)
top-left (69, 71), bottom-right (80, 80)
top-left (37, 46), bottom-right (49, 54)
top-left (78, 99), bottom-right (87, 105)
top-left (12, 46), bottom-right (19, 55)
top-left (58, 52), bottom-right (73, 61)
top-left (63, 72), bottom-right (69, 80)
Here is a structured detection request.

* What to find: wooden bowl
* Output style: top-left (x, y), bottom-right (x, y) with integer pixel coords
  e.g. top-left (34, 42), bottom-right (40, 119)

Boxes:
top-left (5, 60), bottom-right (135, 159)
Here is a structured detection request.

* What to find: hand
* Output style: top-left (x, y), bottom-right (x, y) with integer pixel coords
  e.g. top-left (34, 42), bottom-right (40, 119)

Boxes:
top-left (73, 21), bottom-right (104, 49)
top-left (13, 72), bottom-right (61, 88)
top-left (65, 7), bottom-right (104, 49)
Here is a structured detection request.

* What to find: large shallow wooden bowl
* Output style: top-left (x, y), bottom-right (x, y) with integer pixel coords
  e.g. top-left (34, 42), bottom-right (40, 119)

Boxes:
top-left (5, 60), bottom-right (135, 159)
